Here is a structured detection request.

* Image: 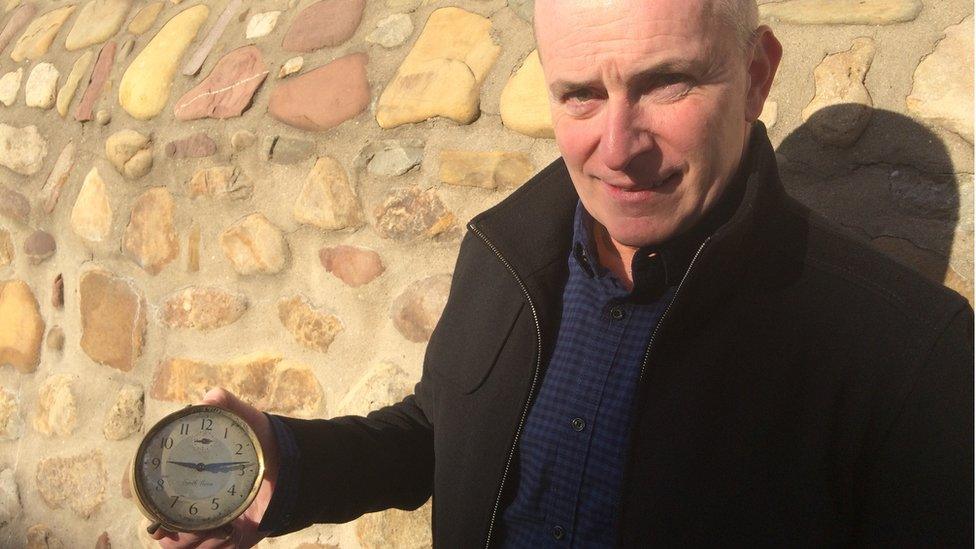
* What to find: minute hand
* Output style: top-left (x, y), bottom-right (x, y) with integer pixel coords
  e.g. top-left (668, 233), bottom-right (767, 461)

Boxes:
top-left (203, 461), bottom-right (251, 473)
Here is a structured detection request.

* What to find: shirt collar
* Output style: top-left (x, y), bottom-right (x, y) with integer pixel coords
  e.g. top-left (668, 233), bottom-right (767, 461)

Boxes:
top-left (570, 139), bottom-right (753, 302)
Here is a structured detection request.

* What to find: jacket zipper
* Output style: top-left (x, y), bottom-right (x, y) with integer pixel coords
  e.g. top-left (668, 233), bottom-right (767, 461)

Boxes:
top-left (467, 222), bottom-right (545, 549)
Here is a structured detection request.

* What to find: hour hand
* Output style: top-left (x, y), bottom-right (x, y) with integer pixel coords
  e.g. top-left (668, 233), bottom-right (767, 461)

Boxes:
top-left (167, 460), bottom-right (202, 471)
top-left (204, 461), bottom-right (252, 473)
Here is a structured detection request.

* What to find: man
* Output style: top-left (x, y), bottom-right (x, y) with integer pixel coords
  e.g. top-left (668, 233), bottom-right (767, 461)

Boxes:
top-left (151, 0), bottom-right (973, 546)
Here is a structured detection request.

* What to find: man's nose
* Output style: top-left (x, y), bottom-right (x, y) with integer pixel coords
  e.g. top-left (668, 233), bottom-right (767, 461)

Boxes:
top-left (599, 98), bottom-right (649, 172)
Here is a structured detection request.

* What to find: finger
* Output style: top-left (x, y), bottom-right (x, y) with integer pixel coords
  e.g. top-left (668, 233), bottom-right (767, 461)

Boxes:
top-left (200, 388), bottom-right (265, 429)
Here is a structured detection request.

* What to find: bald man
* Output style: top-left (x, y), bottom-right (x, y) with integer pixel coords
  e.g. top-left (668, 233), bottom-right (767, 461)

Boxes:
top-left (151, 0), bottom-right (972, 547)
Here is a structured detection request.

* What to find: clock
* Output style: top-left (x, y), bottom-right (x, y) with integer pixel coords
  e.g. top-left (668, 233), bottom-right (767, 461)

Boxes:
top-left (131, 405), bottom-right (265, 534)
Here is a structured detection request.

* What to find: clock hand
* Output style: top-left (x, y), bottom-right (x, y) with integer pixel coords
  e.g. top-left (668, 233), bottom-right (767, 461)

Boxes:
top-left (203, 461), bottom-right (252, 473)
top-left (167, 460), bottom-right (205, 471)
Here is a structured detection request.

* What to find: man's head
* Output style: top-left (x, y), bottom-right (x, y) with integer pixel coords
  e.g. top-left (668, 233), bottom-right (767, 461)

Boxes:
top-left (534, 0), bottom-right (782, 249)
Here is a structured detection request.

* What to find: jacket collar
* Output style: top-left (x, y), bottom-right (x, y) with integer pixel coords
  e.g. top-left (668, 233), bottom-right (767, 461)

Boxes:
top-left (467, 122), bottom-right (787, 343)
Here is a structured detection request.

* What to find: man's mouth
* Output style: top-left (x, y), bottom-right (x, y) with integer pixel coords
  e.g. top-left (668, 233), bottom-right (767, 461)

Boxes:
top-left (602, 172), bottom-right (681, 201)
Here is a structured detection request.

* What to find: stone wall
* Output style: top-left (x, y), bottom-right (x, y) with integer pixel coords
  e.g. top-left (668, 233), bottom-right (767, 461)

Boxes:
top-left (0, 0), bottom-right (971, 547)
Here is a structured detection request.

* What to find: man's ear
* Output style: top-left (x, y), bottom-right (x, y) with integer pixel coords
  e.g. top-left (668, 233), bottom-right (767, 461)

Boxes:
top-left (745, 26), bottom-right (783, 122)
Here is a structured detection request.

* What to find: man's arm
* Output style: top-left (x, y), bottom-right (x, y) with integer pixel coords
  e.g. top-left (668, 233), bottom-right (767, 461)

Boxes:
top-left (853, 305), bottom-right (974, 546)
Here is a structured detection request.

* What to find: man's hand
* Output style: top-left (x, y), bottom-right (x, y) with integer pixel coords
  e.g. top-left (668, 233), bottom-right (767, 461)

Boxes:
top-left (148, 388), bottom-right (280, 549)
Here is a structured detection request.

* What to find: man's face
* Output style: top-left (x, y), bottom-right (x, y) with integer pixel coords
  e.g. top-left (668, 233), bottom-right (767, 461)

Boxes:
top-left (535, 0), bottom-right (758, 248)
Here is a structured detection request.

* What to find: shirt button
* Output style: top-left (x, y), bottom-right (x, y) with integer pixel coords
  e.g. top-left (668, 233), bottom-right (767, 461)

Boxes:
top-left (571, 417), bottom-right (586, 432)
top-left (609, 304), bottom-right (626, 320)
top-left (551, 525), bottom-right (565, 540)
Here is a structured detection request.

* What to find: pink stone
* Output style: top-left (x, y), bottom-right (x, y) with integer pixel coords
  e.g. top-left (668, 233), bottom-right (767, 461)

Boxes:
top-left (0, 4), bottom-right (36, 56)
top-left (267, 52), bottom-right (370, 131)
top-left (75, 41), bottom-right (116, 122)
top-left (181, 0), bottom-right (242, 76)
top-left (165, 132), bottom-right (217, 158)
top-left (281, 0), bottom-right (365, 53)
top-left (319, 245), bottom-right (385, 287)
top-left (174, 45), bottom-right (268, 120)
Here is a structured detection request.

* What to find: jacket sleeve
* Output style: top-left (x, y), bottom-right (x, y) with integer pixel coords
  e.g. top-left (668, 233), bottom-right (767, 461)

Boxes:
top-left (853, 303), bottom-right (974, 546)
top-left (262, 373), bottom-right (435, 536)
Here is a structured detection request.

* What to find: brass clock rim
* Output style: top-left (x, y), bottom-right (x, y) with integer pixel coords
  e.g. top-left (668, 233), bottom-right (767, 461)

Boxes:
top-left (131, 404), bottom-right (266, 533)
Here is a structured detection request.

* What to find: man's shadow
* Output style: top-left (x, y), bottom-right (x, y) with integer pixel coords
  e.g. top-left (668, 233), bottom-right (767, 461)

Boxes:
top-left (774, 104), bottom-right (972, 302)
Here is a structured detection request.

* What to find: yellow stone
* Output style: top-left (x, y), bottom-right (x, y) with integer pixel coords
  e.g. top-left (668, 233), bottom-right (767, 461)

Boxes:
top-left (277, 295), bottom-right (343, 353)
top-left (9, 5), bottom-right (76, 62)
top-left (128, 1), bottom-right (164, 34)
top-left (57, 50), bottom-right (94, 117)
top-left (64, 0), bottom-right (133, 51)
top-left (118, 4), bottom-right (209, 120)
top-left (0, 279), bottom-right (44, 374)
top-left (759, 0), bottom-right (922, 25)
top-left (500, 50), bottom-right (554, 138)
top-left (907, 17), bottom-right (973, 143)
top-left (293, 156), bottom-right (364, 230)
top-left (220, 213), bottom-right (289, 275)
top-left (376, 7), bottom-right (500, 128)
top-left (439, 150), bottom-right (534, 189)
top-left (70, 167), bottom-right (113, 242)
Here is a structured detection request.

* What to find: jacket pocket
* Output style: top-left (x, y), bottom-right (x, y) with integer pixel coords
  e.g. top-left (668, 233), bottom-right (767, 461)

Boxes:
top-left (424, 296), bottom-right (526, 394)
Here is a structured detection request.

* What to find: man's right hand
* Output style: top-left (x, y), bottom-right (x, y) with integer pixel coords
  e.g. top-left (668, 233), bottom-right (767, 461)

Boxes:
top-left (148, 388), bottom-right (281, 549)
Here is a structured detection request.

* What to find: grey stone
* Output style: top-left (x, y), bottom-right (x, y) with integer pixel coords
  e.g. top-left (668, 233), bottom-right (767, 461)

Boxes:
top-left (366, 13), bottom-right (413, 48)
top-left (0, 468), bottom-right (19, 528)
top-left (23, 230), bottom-right (56, 264)
top-left (358, 139), bottom-right (425, 176)
top-left (265, 135), bottom-right (315, 164)
top-left (508, 0), bottom-right (534, 22)
top-left (102, 385), bottom-right (144, 440)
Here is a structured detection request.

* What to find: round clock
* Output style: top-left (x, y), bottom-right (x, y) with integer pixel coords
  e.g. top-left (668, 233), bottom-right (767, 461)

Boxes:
top-left (131, 405), bottom-right (265, 534)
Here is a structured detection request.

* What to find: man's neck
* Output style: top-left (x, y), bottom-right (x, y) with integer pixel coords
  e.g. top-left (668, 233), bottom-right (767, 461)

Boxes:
top-left (592, 221), bottom-right (642, 292)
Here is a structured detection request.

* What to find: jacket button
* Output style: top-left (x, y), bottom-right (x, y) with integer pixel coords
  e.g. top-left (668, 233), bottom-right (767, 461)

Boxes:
top-left (571, 417), bottom-right (586, 432)
top-left (551, 525), bottom-right (565, 540)
top-left (609, 305), bottom-right (626, 320)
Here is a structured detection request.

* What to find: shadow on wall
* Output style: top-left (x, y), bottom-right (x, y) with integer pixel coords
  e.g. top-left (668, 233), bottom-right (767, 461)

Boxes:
top-left (775, 103), bottom-right (971, 302)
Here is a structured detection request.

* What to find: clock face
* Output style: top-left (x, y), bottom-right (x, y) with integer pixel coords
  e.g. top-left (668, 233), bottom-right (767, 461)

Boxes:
top-left (134, 406), bottom-right (264, 531)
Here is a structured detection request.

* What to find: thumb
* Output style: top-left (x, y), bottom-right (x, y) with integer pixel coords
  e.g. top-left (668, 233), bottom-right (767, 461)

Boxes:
top-left (200, 387), bottom-right (265, 429)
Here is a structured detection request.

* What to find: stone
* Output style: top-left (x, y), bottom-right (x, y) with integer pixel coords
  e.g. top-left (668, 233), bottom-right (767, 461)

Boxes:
top-left (508, 0), bottom-right (533, 22)
top-left (0, 67), bottom-right (22, 106)
top-left (24, 62), bottom-right (58, 108)
top-left (890, 175), bottom-right (957, 219)
top-left (33, 374), bottom-right (77, 437)
top-left (278, 55), bottom-right (303, 78)
top-left (220, 213), bottom-right (289, 275)
top-left (358, 139), bottom-right (424, 177)
top-left (174, 45), bottom-right (269, 120)
top-left (231, 129), bottom-right (256, 151)
top-left (57, 51), bottom-right (93, 116)
top-left (336, 362), bottom-right (410, 416)
top-left (265, 135), bottom-right (315, 164)
top-left (0, 123), bottom-right (48, 175)
top-left (105, 129), bottom-right (153, 179)
top-left (166, 132), bottom-right (217, 158)
top-left (0, 468), bottom-right (19, 527)
top-left (758, 0), bottom-right (922, 25)
top-left (500, 49), bottom-right (554, 138)
top-left (319, 245), bottom-right (385, 287)
top-left (102, 384), bottom-right (144, 440)
top-left (181, 0), bottom-right (240, 77)
top-left (376, 7), bottom-right (501, 128)
top-left (150, 353), bottom-right (324, 416)
top-left (0, 388), bottom-right (22, 440)
top-left (439, 150), bottom-right (534, 189)
top-left (127, 1), bottom-right (163, 34)
top-left (356, 501), bottom-right (432, 548)
top-left (70, 168), bottom-right (113, 242)
top-left (281, 0), bottom-right (365, 52)
top-left (801, 37), bottom-right (876, 147)
top-left (9, 5), bottom-right (76, 62)
top-left (386, 0), bottom-right (425, 10)
top-left (64, 0), bottom-right (132, 51)
top-left (0, 187), bottom-right (29, 224)
top-left (95, 532), bottom-right (111, 549)
top-left (277, 295), bottom-right (343, 353)
top-left (79, 269), bottom-right (146, 372)
top-left (294, 157), bottom-right (364, 230)
top-left (187, 225), bottom-right (200, 272)
top-left (246, 10), bottom-right (280, 39)
top-left (24, 230), bottom-right (56, 264)
top-left (35, 451), bottom-right (107, 519)
top-left (46, 325), bottom-right (64, 351)
top-left (366, 13), bottom-right (413, 48)
top-left (96, 109), bottom-right (111, 125)
top-left (374, 186), bottom-right (456, 241)
top-left (74, 40), bottom-right (116, 122)
top-left (0, 3), bottom-right (35, 56)
top-left (123, 187), bottom-right (179, 275)
top-left (119, 37), bottom-right (133, 59)
top-left (906, 16), bottom-right (973, 143)
top-left (0, 229), bottom-right (11, 267)
top-left (268, 52), bottom-right (370, 131)
top-left (759, 100), bottom-right (778, 129)
top-left (52, 274), bottom-right (63, 309)
top-left (26, 524), bottom-right (64, 549)
top-left (0, 280), bottom-right (44, 373)
top-left (118, 4), bottom-right (210, 119)
top-left (43, 143), bottom-right (76, 214)
top-left (187, 166), bottom-right (252, 199)
top-left (391, 274), bottom-right (451, 342)
top-left (120, 468), bottom-right (132, 499)
top-left (159, 286), bottom-right (248, 330)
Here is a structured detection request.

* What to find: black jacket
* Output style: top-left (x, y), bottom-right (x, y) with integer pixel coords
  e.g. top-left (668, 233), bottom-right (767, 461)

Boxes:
top-left (273, 124), bottom-right (973, 547)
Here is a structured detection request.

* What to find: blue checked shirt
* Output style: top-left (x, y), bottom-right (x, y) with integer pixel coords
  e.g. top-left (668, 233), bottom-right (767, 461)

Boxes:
top-left (494, 201), bottom-right (677, 547)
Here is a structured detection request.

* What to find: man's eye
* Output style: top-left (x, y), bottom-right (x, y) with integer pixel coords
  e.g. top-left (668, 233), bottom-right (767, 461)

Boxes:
top-left (563, 89), bottom-right (597, 103)
top-left (646, 75), bottom-right (693, 100)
